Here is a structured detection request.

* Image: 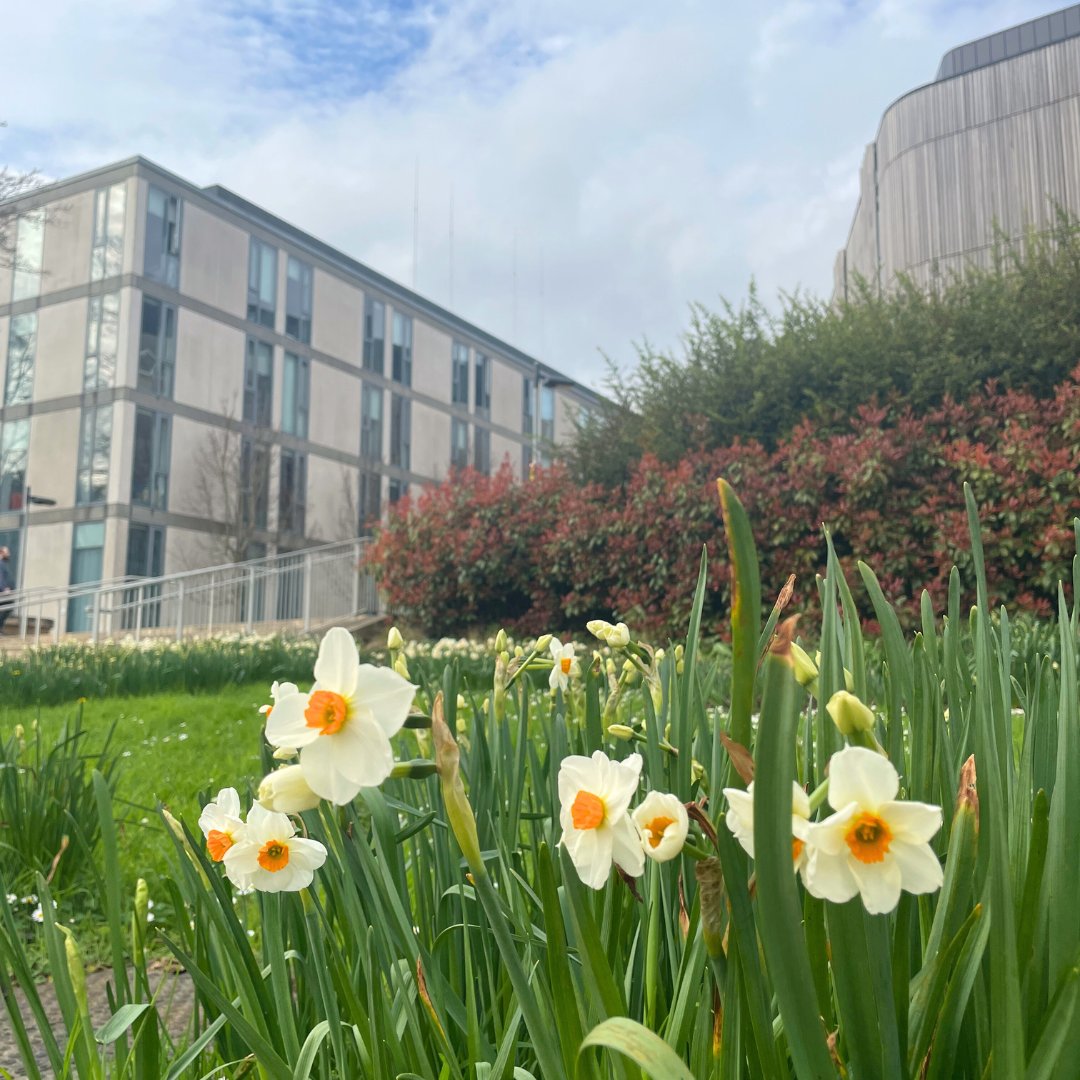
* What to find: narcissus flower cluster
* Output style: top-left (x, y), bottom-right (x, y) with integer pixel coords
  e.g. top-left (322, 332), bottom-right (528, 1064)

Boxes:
top-left (559, 751), bottom-right (689, 889)
top-left (723, 746), bottom-right (943, 915)
top-left (198, 787), bottom-right (326, 893)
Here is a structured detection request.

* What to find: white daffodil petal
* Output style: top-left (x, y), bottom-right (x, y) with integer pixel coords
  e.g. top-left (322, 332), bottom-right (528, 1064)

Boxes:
top-left (827, 746), bottom-right (899, 812)
top-left (847, 858), bottom-right (904, 915)
top-left (333, 718), bottom-right (396, 788)
top-left (299, 737), bottom-right (365, 804)
top-left (354, 665), bottom-right (417, 737)
top-left (568, 827), bottom-right (615, 890)
top-left (558, 755), bottom-right (601, 805)
top-left (890, 839), bottom-right (944, 894)
top-left (313, 627), bottom-right (360, 696)
top-left (611, 814), bottom-right (647, 877)
top-left (805, 848), bottom-right (860, 904)
top-left (216, 788), bottom-right (241, 818)
top-left (879, 800), bottom-right (943, 843)
top-left (265, 693), bottom-right (319, 749)
top-left (602, 752), bottom-right (643, 817)
top-left (723, 787), bottom-right (756, 858)
top-left (792, 782), bottom-right (811, 820)
top-left (808, 804), bottom-right (859, 856)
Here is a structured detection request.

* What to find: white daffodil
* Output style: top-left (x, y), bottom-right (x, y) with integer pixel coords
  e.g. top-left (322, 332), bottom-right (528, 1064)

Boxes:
top-left (265, 627), bottom-right (416, 804)
top-left (258, 764), bottom-right (321, 814)
top-left (804, 746), bottom-right (942, 915)
top-left (587, 620), bottom-right (631, 648)
top-left (559, 751), bottom-right (645, 888)
top-left (222, 803), bottom-right (327, 893)
top-left (722, 780), bottom-right (812, 879)
top-left (632, 791), bottom-right (689, 862)
top-left (198, 787), bottom-right (247, 865)
top-left (259, 680), bottom-right (300, 720)
top-left (548, 638), bottom-right (580, 693)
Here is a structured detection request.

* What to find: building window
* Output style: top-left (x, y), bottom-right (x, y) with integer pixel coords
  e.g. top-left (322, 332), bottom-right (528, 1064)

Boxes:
top-left (76, 405), bottom-right (112, 505)
top-left (4, 313), bottom-right (36, 406)
top-left (85, 293), bottom-right (120, 390)
top-left (285, 257), bottom-right (313, 344)
top-left (11, 213), bottom-right (45, 302)
top-left (363, 297), bottom-right (385, 374)
top-left (91, 183), bottom-right (126, 281)
top-left (474, 352), bottom-right (491, 417)
top-left (452, 342), bottom-right (470, 405)
top-left (540, 385), bottom-right (555, 443)
top-left (388, 478), bottom-right (406, 504)
top-left (360, 383), bottom-right (383, 460)
top-left (359, 469), bottom-right (381, 529)
top-left (450, 417), bottom-right (469, 470)
top-left (0, 420), bottom-right (29, 511)
top-left (473, 426), bottom-right (490, 475)
top-left (124, 523), bottom-right (165, 629)
top-left (391, 312), bottom-right (412, 385)
top-left (522, 377), bottom-right (534, 436)
top-left (279, 449), bottom-right (307, 536)
top-left (282, 352), bottom-right (310, 438)
top-left (131, 409), bottom-right (171, 509)
top-left (522, 443), bottom-right (533, 478)
top-left (67, 522), bottom-right (106, 632)
top-left (138, 296), bottom-right (176, 398)
top-left (240, 437), bottom-right (270, 530)
top-left (247, 238), bottom-right (277, 329)
top-left (389, 394), bottom-right (410, 470)
top-left (244, 338), bottom-right (274, 428)
top-left (144, 186), bottom-right (181, 287)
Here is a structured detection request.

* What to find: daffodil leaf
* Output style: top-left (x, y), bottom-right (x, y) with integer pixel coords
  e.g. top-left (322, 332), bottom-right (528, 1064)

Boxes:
top-left (578, 1017), bottom-right (694, 1080)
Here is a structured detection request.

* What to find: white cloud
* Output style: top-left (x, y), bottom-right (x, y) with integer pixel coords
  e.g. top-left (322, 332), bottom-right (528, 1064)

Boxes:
top-left (0, 0), bottom-right (1062, 389)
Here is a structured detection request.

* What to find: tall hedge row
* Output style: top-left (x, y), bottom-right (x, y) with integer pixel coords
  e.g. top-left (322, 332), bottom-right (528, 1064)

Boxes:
top-left (366, 367), bottom-right (1080, 639)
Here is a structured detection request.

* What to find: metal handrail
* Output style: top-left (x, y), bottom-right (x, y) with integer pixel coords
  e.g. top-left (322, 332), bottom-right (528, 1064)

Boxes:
top-left (1, 538), bottom-right (378, 646)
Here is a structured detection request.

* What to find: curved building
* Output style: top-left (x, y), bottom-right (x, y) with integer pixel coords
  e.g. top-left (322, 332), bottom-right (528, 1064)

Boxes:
top-left (833, 5), bottom-right (1080, 301)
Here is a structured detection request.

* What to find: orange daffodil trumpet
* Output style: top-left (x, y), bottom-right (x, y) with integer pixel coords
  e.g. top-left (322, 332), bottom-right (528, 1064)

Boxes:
top-left (548, 638), bottom-right (580, 693)
top-left (632, 791), bottom-right (689, 863)
top-left (222, 804), bottom-right (327, 893)
top-left (723, 780), bottom-right (812, 882)
top-left (805, 746), bottom-right (943, 914)
top-left (559, 751), bottom-right (646, 888)
top-left (265, 627), bottom-right (417, 805)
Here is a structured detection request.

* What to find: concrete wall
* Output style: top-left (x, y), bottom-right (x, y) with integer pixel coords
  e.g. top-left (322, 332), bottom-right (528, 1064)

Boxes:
top-left (36, 297), bottom-right (90, 401)
top-left (307, 362), bottom-right (360, 457)
top-left (179, 201), bottom-right (248, 318)
top-left (311, 270), bottom-right (362, 363)
top-left (410, 314), bottom-right (453, 402)
top-left (174, 306), bottom-right (246, 414)
top-left (41, 189), bottom-right (95, 294)
top-left (410, 400), bottom-right (452, 481)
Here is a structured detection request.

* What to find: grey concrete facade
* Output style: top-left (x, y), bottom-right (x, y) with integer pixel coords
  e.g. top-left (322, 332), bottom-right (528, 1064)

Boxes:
top-left (833, 5), bottom-right (1080, 302)
top-left (0, 158), bottom-right (601, 614)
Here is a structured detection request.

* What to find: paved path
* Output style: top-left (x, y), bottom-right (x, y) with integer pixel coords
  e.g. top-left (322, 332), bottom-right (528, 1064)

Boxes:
top-left (0, 964), bottom-right (194, 1079)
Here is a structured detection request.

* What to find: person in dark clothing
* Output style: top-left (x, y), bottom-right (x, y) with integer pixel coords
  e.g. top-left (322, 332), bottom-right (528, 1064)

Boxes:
top-left (0, 547), bottom-right (14, 633)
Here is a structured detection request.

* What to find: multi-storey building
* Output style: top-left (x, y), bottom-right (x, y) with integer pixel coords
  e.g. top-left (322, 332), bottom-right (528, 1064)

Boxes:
top-left (833, 4), bottom-right (1080, 301)
top-left (0, 157), bottom-right (600, 625)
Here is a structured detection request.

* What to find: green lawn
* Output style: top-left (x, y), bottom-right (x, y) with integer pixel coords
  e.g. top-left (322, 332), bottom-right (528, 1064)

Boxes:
top-left (0, 684), bottom-right (271, 890)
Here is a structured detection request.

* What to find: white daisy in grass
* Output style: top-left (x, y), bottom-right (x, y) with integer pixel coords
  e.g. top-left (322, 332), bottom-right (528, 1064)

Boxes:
top-left (805, 746), bottom-right (943, 915)
top-left (265, 627), bottom-right (416, 804)
top-left (559, 751), bottom-right (644, 888)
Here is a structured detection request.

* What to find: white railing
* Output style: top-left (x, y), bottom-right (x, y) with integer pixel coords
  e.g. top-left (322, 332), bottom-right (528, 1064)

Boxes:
top-left (2, 538), bottom-right (380, 645)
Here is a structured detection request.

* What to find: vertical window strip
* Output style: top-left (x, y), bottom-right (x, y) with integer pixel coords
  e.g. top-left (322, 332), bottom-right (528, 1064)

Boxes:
top-left (5, 313), bottom-right (36, 406)
top-left (11, 213), bottom-right (45, 302)
top-left (91, 183), bottom-right (126, 281)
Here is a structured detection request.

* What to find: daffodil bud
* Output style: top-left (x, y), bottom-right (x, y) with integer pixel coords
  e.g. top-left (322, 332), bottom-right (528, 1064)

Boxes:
top-left (605, 658), bottom-right (617, 677)
top-left (132, 878), bottom-right (149, 968)
top-left (691, 759), bottom-right (706, 785)
top-left (272, 745), bottom-right (298, 761)
top-left (387, 626), bottom-right (404, 651)
top-left (13, 724), bottom-right (24, 740)
top-left (654, 648), bottom-right (665, 662)
top-left (258, 765), bottom-right (321, 813)
top-left (161, 808), bottom-right (186, 844)
top-left (607, 723), bottom-right (635, 741)
top-left (456, 716), bottom-right (468, 734)
top-left (495, 628), bottom-right (508, 652)
top-left (673, 644), bottom-right (684, 663)
top-left (676, 660), bottom-right (684, 675)
top-left (633, 792), bottom-right (689, 862)
top-left (432, 694), bottom-right (484, 875)
top-left (60, 926), bottom-right (92, 1030)
top-left (790, 642), bottom-right (819, 688)
top-left (621, 658), bottom-right (636, 677)
top-left (648, 675), bottom-right (663, 715)
top-left (587, 620), bottom-right (631, 648)
top-left (456, 694), bottom-right (467, 710)
top-left (514, 645), bottom-right (524, 658)
top-left (394, 654), bottom-right (411, 680)
top-left (826, 690), bottom-right (876, 736)
top-left (535, 634), bottom-right (553, 653)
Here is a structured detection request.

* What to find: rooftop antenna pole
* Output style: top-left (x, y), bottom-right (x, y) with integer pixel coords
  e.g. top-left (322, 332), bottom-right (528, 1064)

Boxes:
top-left (412, 157), bottom-right (420, 290)
top-left (449, 183), bottom-right (455, 310)
top-left (539, 243), bottom-right (547, 363)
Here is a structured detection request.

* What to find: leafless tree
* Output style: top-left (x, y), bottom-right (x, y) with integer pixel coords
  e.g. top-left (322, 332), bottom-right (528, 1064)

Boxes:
top-left (336, 466), bottom-right (361, 541)
top-left (1, 124), bottom-right (46, 272)
top-left (180, 399), bottom-right (276, 567)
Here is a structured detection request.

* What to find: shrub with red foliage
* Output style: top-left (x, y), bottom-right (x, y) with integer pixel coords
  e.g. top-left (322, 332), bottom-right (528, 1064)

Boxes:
top-left (365, 368), bottom-right (1080, 638)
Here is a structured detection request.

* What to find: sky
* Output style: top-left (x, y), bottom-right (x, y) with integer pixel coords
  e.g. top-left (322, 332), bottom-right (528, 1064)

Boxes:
top-left (0, 0), bottom-right (1060, 390)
